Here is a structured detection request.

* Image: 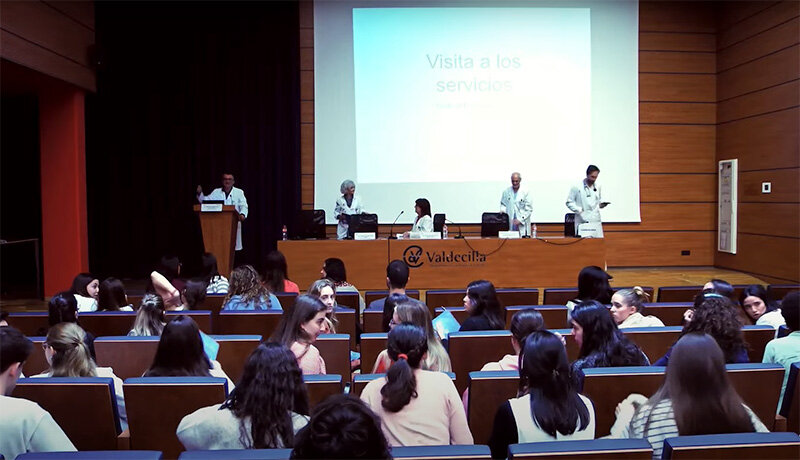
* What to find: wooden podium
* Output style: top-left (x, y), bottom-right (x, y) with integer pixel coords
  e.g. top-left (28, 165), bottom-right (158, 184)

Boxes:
top-left (194, 204), bottom-right (238, 278)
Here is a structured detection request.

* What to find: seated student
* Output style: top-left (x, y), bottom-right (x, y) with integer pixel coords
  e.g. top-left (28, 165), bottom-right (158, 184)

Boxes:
top-left (46, 292), bottom-right (96, 360)
top-left (270, 295), bottom-right (328, 375)
top-left (570, 301), bottom-right (650, 373)
top-left (71, 272), bottom-right (99, 312)
top-left (96, 277), bottom-right (134, 311)
top-left (291, 394), bottom-right (391, 459)
top-left (0, 327), bottom-right (76, 459)
top-left (654, 293), bottom-right (748, 366)
top-left (610, 333), bottom-right (768, 459)
top-left (307, 278), bottom-right (342, 334)
top-left (367, 260), bottom-right (410, 312)
top-left (611, 287), bottom-right (664, 328)
top-left (372, 298), bottom-right (451, 373)
top-left (361, 324), bottom-right (473, 446)
top-left (144, 315), bottom-right (235, 390)
top-left (460, 280), bottom-right (505, 331)
top-left (566, 266), bottom-right (613, 325)
top-left (321, 257), bottom-right (365, 312)
top-left (32, 323), bottom-right (128, 430)
top-left (201, 252), bottom-right (229, 295)
top-left (151, 271), bottom-right (209, 311)
top-left (178, 342), bottom-right (309, 449)
top-left (264, 250), bottom-right (300, 294)
top-left (762, 291), bottom-right (800, 411)
top-left (740, 284), bottom-right (786, 330)
top-left (222, 265), bottom-right (281, 311)
top-left (128, 294), bottom-right (167, 336)
top-left (681, 278), bottom-right (737, 324)
top-left (482, 309), bottom-right (545, 371)
top-left (380, 293), bottom-right (408, 333)
top-left (488, 331), bottom-right (595, 458)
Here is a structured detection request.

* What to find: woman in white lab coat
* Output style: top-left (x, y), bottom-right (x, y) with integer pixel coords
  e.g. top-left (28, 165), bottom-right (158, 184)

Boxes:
top-left (334, 180), bottom-right (364, 240)
top-left (404, 198), bottom-right (433, 238)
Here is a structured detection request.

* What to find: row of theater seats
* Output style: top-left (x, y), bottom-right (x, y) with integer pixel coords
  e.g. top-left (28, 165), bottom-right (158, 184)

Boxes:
top-left (12, 363), bottom-right (800, 458)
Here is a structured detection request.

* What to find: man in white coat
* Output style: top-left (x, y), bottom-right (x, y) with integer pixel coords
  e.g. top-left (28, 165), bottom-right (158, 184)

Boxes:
top-left (196, 173), bottom-right (249, 251)
top-left (566, 164), bottom-right (608, 236)
top-left (500, 172), bottom-right (533, 236)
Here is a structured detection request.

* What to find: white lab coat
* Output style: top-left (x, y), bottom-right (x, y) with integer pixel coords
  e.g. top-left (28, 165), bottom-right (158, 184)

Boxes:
top-left (335, 195), bottom-right (364, 240)
top-left (412, 214), bottom-right (433, 233)
top-left (500, 186), bottom-right (533, 236)
top-left (566, 180), bottom-right (602, 234)
top-left (198, 187), bottom-right (248, 250)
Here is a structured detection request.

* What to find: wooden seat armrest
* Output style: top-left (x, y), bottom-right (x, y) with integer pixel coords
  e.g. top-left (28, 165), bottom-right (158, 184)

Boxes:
top-left (117, 429), bottom-right (130, 450)
top-left (773, 415), bottom-right (787, 432)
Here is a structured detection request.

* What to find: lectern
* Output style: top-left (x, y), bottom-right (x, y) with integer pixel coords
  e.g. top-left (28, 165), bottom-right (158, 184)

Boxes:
top-left (194, 204), bottom-right (238, 278)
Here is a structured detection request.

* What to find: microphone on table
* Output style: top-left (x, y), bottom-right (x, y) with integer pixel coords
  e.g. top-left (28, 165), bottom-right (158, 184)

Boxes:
top-left (388, 210), bottom-right (404, 239)
top-left (445, 219), bottom-right (464, 239)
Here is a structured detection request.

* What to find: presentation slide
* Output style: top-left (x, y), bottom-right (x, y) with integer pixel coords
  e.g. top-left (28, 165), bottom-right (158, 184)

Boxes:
top-left (315, 1), bottom-right (639, 225)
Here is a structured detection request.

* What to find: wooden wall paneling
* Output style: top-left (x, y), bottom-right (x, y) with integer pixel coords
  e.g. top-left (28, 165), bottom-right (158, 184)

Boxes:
top-left (738, 203), bottom-right (800, 238)
top-left (639, 126), bottom-right (716, 173)
top-left (717, 44), bottom-right (799, 100)
top-left (716, 1), bottom-right (779, 31)
top-left (717, 1), bottom-right (800, 50)
top-left (301, 174), bottom-right (314, 208)
top-left (604, 231), bottom-right (715, 266)
top-left (300, 70), bottom-right (314, 100)
top-left (299, 48), bottom-right (314, 71)
top-left (42, 1), bottom-right (96, 30)
top-left (718, 80), bottom-right (799, 123)
top-left (640, 102), bottom-right (715, 124)
top-left (639, 51), bottom-right (716, 73)
top-left (716, 234), bottom-right (800, 282)
top-left (301, 101), bottom-right (314, 123)
top-left (604, 203), bottom-right (716, 232)
top-left (640, 174), bottom-right (716, 202)
top-left (738, 169), bottom-right (800, 203)
top-left (717, 108), bottom-right (800, 171)
top-left (300, 124), bottom-right (314, 173)
top-left (639, 32), bottom-right (715, 52)
top-left (299, 28), bottom-right (313, 48)
top-left (718, 17), bottom-right (800, 71)
top-left (299, 1), bottom-right (313, 28)
top-left (0, 30), bottom-right (95, 91)
top-left (639, 2), bottom-right (716, 33)
top-left (640, 74), bottom-right (716, 102)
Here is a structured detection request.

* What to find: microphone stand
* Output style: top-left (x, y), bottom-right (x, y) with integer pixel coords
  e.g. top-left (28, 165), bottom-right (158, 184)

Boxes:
top-left (388, 210), bottom-right (404, 240)
top-left (445, 219), bottom-right (464, 239)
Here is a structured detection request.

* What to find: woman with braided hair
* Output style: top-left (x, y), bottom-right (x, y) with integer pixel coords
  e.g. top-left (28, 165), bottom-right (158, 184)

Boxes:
top-left (360, 324), bottom-right (473, 446)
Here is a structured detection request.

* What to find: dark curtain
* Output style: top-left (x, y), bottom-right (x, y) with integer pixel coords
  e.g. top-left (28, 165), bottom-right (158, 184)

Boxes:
top-left (86, 1), bottom-right (300, 279)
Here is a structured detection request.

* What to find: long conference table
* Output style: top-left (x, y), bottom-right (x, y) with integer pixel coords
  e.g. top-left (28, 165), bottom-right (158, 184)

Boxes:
top-left (278, 237), bottom-right (606, 291)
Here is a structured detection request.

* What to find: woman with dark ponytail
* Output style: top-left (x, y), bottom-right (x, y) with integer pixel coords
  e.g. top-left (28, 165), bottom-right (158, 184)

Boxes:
top-left (360, 324), bottom-right (473, 446)
top-left (488, 330), bottom-right (594, 458)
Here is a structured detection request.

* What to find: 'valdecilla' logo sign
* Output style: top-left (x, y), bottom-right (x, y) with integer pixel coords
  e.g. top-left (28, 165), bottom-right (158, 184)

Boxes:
top-left (403, 245), bottom-right (424, 268)
top-left (402, 244), bottom-right (488, 268)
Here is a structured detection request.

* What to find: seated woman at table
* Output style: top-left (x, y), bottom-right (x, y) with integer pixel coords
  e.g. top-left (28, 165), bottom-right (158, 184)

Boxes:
top-left (222, 265), bottom-right (281, 311)
top-left (32, 322), bottom-right (128, 430)
top-left (270, 295), bottom-right (328, 375)
top-left (403, 198), bottom-right (433, 238)
top-left (610, 287), bottom-right (664, 329)
top-left (460, 280), bottom-right (505, 332)
top-left (96, 277), bottom-right (134, 311)
top-left (654, 292), bottom-right (748, 366)
top-left (570, 301), bottom-right (650, 373)
top-left (740, 284), bottom-right (785, 330)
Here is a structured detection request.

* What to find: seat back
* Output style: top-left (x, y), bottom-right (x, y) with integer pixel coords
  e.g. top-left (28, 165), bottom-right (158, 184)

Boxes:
top-left (449, 331), bottom-right (515, 393)
top-left (768, 284), bottom-right (800, 301)
top-left (292, 208), bottom-right (327, 240)
top-left (7, 312), bottom-right (49, 336)
top-left (217, 310), bottom-right (283, 336)
top-left (316, 334), bottom-right (351, 383)
top-left (304, 374), bottom-right (343, 408)
top-left (177, 449), bottom-right (292, 459)
top-left (166, 311), bottom-right (212, 334)
top-left (124, 377), bottom-right (228, 458)
top-left (582, 367), bottom-right (666, 436)
top-left (199, 295), bottom-right (226, 333)
top-left (78, 311), bottom-right (137, 337)
top-left (274, 293), bottom-right (298, 315)
top-left (211, 335), bottom-right (261, 385)
top-left (727, 363), bottom-right (784, 430)
top-left (392, 444), bottom-right (492, 459)
top-left (13, 377), bottom-right (121, 450)
top-left (364, 290), bottom-right (420, 306)
top-left (662, 432), bottom-right (800, 459)
top-left (481, 212), bottom-right (509, 237)
top-left (467, 370), bottom-right (520, 444)
top-left (426, 289), bottom-right (466, 309)
top-left (21, 336), bottom-right (48, 376)
top-left (435, 307), bottom-right (469, 325)
top-left (657, 286), bottom-right (703, 302)
top-left (741, 325), bottom-right (775, 362)
top-left (542, 288), bottom-right (578, 306)
top-left (95, 336), bottom-right (160, 380)
top-left (433, 213), bottom-right (446, 233)
top-left (17, 451), bottom-right (164, 459)
top-left (497, 289), bottom-right (539, 307)
top-left (564, 213), bottom-right (576, 237)
top-left (505, 306), bottom-right (567, 330)
top-left (332, 307), bottom-right (357, 350)
top-left (509, 438), bottom-right (652, 459)
top-left (642, 302), bottom-right (691, 326)
top-left (780, 362), bottom-right (800, 434)
top-left (360, 333), bottom-right (388, 373)
top-left (363, 309), bottom-right (386, 333)
top-left (622, 327), bottom-right (683, 363)
top-left (334, 292), bottom-right (360, 310)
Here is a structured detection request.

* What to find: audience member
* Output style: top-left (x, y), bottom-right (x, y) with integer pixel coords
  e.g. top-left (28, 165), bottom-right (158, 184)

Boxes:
top-left (367, 260), bottom-right (410, 312)
top-left (611, 287), bottom-right (664, 328)
top-left (201, 252), bottom-right (229, 295)
top-left (489, 330), bottom-right (594, 458)
top-left (264, 250), bottom-right (300, 293)
top-left (128, 294), bottom-right (167, 336)
top-left (703, 278), bottom-right (734, 299)
top-left (610, 333), bottom-right (768, 458)
top-left (96, 277), bottom-right (134, 311)
top-left (570, 301), bottom-right (649, 373)
top-left (181, 279), bottom-right (209, 310)
top-left (566, 266), bottom-right (612, 324)
top-left (223, 265), bottom-right (281, 311)
top-left (0, 327), bottom-right (76, 459)
top-left (321, 257), bottom-right (365, 312)
top-left (71, 272), bottom-right (99, 312)
top-left (144, 315), bottom-right (234, 389)
top-left (381, 293), bottom-right (408, 333)
top-left (291, 394), bottom-right (391, 459)
top-left (32, 322), bottom-right (127, 430)
top-left (178, 343), bottom-right (309, 449)
top-left (655, 293), bottom-right (748, 365)
top-left (307, 278), bottom-right (341, 333)
top-left (762, 291), bottom-right (800, 411)
top-left (482, 309), bottom-right (545, 371)
top-left (460, 280), bottom-right (504, 331)
top-left (361, 324), bottom-right (473, 446)
top-left (46, 292), bottom-right (96, 359)
top-left (372, 298), bottom-right (451, 373)
top-left (0, 311), bottom-right (8, 327)
top-left (740, 284), bottom-right (785, 330)
top-left (270, 295), bottom-right (328, 374)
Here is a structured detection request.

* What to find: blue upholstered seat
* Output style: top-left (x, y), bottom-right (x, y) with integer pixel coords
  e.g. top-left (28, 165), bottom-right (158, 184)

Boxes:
top-left (18, 452), bottom-right (163, 460)
top-left (662, 432), bottom-right (800, 459)
top-left (178, 449), bottom-right (292, 459)
top-left (508, 438), bottom-right (652, 458)
top-left (392, 444), bottom-right (492, 459)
